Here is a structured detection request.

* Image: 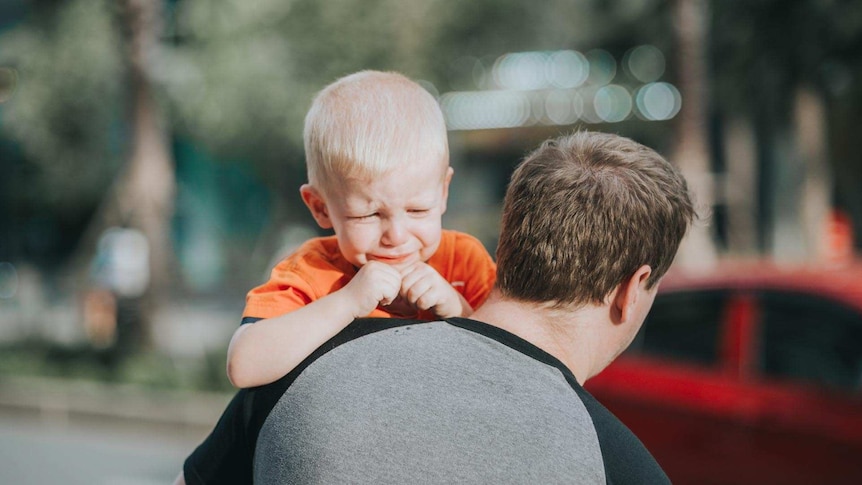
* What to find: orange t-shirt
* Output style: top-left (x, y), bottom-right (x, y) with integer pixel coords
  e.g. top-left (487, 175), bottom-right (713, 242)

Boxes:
top-left (242, 230), bottom-right (496, 322)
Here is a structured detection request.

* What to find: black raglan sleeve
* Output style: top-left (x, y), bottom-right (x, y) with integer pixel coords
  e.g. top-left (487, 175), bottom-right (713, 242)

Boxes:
top-left (184, 390), bottom-right (256, 485)
top-left (575, 387), bottom-right (671, 485)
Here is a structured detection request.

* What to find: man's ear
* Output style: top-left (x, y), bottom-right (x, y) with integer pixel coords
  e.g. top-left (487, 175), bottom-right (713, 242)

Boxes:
top-left (299, 184), bottom-right (333, 229)
top-left (440, 166), bottom-right (454, 215)
top-left (612, 264), bottom-right (653, 324)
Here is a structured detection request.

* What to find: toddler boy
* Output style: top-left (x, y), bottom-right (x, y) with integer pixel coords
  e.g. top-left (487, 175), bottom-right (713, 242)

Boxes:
top-left (226, 71), bottom-right (496, 388)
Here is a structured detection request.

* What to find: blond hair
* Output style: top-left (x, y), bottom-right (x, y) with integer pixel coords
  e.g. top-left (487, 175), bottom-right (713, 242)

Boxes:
top-left (303, 71), bottom-right (449, 192)
top-left (496, 131), bottom-right (695, 307)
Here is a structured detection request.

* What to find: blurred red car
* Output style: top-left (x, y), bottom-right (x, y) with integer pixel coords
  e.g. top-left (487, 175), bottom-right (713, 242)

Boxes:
top-left (585, 260), bottom-right (862, 485)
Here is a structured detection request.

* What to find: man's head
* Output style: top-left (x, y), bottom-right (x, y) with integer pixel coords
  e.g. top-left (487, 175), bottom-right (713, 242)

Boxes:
top-left (495, 131), bottom-right (695, 308)
top-left (299, 71), bottom-right (453, 269)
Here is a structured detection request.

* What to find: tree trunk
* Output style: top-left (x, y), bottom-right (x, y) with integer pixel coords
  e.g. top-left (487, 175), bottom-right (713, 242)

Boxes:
top-left (722, 117), bottom-right (758, 256)
top-left (794, 88), bottom-right (831, 261)
top-left (670, 0), bottom-right (717, 269)
top-left (116, 0), bottom-right (176, 349)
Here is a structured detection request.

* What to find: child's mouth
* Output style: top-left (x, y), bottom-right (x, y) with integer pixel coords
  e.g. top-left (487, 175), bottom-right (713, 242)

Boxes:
top-left (371, 254), bottom-right (412, 265)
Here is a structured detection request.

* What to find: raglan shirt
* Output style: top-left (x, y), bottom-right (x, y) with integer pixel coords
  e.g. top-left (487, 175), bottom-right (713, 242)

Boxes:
top-left (183, 317), bottom-right (670, 485)
top-left (242, 230), bottom-right (497, 323)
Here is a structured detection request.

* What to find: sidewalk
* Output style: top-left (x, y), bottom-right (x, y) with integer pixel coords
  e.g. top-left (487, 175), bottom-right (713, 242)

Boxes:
top-left (0, 375), bottom-right (232, 433)
top-left (0, 297), bottom-right (239, 433)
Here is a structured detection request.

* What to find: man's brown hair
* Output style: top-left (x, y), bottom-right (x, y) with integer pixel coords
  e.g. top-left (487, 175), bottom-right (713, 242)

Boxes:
top-left (496, 131), bottom-right (695, 307)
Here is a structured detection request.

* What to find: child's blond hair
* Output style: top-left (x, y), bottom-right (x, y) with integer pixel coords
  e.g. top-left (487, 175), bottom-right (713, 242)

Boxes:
top-left (303, 71), bottom-right (449, 193)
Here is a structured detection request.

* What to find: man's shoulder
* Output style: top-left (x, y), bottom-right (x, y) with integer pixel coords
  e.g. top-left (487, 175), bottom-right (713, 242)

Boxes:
top-left (574, 386), bottom-right (671, 483)
top-left (251, 317), bottom-right (548, 423)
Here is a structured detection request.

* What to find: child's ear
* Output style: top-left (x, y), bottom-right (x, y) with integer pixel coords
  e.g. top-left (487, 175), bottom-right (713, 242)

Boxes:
top-left (440, 166), bottom-right (454, 214)
top-left (300, 184), bottom-right (333, 229)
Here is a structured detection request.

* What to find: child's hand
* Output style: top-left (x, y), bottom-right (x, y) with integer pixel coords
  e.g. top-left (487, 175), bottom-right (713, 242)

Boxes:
top-left (399, 262), bottom-right (472, 318)
top-left (342, 261), bottom-right (403, 318)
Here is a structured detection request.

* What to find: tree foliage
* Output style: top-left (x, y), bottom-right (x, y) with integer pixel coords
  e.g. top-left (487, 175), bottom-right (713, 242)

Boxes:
top-left (0, 0), bottom-right (123, 214)
top-left (3, 0), bottom-right (862, 265)
top-left (0, 0), bottom-right (677, 209)
top-left (711, 0), bottom-right (862, 112)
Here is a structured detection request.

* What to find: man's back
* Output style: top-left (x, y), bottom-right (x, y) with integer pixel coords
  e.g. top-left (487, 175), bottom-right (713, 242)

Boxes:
top-left (258, 318), bottom-right (604, 483)
top-left (184, 318), bottom-right (668, 484)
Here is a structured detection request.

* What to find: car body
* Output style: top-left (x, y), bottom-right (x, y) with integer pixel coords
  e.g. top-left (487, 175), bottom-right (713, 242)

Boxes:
top-left (585, 260), bottom-right (862, 484)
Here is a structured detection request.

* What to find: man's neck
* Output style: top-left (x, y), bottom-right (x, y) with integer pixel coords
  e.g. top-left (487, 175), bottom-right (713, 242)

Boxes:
top-left (470, 291), bottom-right (606, 384)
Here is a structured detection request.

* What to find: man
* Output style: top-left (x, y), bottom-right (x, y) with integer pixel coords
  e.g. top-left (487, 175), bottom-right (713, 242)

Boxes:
top-left (178, 131), bottom-right (695, 484)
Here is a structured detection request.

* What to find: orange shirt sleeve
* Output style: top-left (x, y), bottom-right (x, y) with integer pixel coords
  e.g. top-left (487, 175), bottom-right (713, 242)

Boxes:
top-left (242, 260), bottom-right (315, 320)
top-left (242, 237), bottom-right (355, 320)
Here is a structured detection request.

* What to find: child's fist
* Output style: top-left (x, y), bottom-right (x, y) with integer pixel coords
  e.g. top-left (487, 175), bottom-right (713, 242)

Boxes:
top-left (399, 262), bottom-right (471, 318)
top-left (343, 261), bottom-right (402, 317)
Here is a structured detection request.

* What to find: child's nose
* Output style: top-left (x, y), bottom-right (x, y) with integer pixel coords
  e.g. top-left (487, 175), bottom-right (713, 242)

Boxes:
top-left (381, 218), bottom-right (408, 247)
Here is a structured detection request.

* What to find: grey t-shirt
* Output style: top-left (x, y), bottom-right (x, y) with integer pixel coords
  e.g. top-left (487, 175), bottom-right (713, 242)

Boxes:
top-left (184, 317), bottom-right (669, 484)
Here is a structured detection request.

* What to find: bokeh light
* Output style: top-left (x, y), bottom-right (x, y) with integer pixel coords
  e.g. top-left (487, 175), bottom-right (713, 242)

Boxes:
top-left (594, 85), bottom-right (632, 122)
top-left (440, 49), bottom-right (680, 128)
top-left (547, 50), bottom-right (589, 89)
top-left (635, 82), bottom-right (682, 120)
top-left (585, 49), bottom-right (616, 86)
top-left (624, 45), bottom-right (665, 83)
top-left (441, 90), bottom-right (531, 130)
top-left (492, 51), bottom-right (549, 90)
top-left (528, 92), bottom-right (545, 125)
top-left (544, 90), bottom-right (584, 125)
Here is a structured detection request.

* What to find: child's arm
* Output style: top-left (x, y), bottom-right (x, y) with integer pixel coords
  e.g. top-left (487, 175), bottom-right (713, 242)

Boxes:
top-left (399, 262), bottom-right (474, 318)
top-left (227, 261), bottom-right (402, 388)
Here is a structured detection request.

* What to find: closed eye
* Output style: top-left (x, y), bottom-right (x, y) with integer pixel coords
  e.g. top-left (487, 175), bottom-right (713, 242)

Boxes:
top-left (349, 213), bottom-right (378, 221)
top-left (408, 209), bottom-right (431, 216)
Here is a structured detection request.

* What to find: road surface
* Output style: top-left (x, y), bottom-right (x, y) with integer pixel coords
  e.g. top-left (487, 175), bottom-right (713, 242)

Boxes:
top-left (0, 408), bottom-right (209, 484)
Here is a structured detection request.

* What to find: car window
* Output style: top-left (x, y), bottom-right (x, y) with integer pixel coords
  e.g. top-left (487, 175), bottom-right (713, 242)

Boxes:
top-left (758, 290), bottom-right (862, 393)
top-left (626, 289), bottom-right (726, 366)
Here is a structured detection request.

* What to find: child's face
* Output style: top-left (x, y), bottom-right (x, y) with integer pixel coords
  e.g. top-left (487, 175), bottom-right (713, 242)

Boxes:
top-left (301, 156), bottom-right (453, 270)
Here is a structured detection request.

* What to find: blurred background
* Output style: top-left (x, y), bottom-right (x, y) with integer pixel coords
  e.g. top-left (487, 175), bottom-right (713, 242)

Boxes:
top-left (0, 0), bottom-right (860, 483)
